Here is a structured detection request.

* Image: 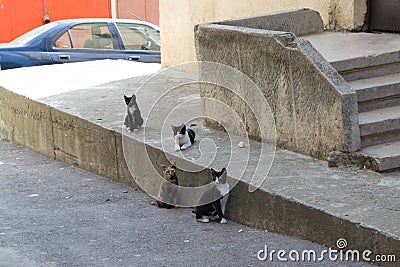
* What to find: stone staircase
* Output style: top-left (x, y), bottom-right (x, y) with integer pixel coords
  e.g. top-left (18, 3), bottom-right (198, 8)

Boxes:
top-left (332, 53), bottom-right (400, 171)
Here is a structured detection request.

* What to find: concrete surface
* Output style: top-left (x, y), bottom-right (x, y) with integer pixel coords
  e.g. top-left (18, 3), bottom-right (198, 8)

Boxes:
top-left (302, 31), bottom-right (400, 65)
top-left (0, 60), bottom-right (399, 266)
top-left (0, 60), bottom-right (161, 100)
top-left (350, 73), bottom-right (400, 104)
top-left (2, 140), bottom-right (375, 267)
top-left (359, 106), bottom-right (400, 136)
top-left (361, 140), bottom-right (400, 171)
top-left (195, 10), bottom-right (360, 159)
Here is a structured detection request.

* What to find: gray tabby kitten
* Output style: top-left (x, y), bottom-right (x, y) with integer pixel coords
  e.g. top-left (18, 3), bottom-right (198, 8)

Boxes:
top-left (124, 94), bottom-right (144, 132)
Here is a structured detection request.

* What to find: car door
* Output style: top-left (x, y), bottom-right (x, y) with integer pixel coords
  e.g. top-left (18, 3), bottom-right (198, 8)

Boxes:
top-left (114, 22), bottom-right (161, 63)
top-left (49, 22), bottom-right (124, 64)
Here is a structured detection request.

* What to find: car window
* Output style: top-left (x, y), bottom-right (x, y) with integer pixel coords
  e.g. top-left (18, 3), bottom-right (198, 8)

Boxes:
top-left (53, 23), bottom-right (114, 49)
top-left (116, 23), bottom-right (160, 51)
top-left (54, 32), bottom-right (71, 48)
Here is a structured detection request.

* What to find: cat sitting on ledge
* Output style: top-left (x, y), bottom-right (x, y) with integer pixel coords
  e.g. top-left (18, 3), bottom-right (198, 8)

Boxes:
top-left (124, 94), bottom-right (143, 132)
top-left (172, 124), bottom-right (195, 151)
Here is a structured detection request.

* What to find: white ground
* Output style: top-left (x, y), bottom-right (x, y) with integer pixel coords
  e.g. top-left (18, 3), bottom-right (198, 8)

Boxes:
top-left (0, 60), bottom-right (161, 100)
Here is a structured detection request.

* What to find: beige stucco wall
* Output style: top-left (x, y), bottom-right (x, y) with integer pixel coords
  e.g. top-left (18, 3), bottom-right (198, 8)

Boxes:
top-left (159, 0), bottom-right (367, 67)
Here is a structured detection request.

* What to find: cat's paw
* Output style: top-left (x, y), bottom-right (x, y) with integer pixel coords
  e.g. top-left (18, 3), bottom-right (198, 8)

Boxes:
top-left (220, 218), bottom-right (227, 224)
top-left (197, 218), bottom-right (210, 223)
top-left (181, 144), bottom-right (191, 150)
top-left (133, 129), bottom-right (138, 132)
top-left (175, 147), bottom-right (181, 152)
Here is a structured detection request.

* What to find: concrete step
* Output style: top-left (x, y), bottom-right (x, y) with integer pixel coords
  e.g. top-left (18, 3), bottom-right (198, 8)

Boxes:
top-left (361, 140), bottom-right (400, 171)
top-left (339, 61), bottom-right (400, 82)
top-left (349, 72), bottom-right (400, 112)
top-left (359, 105), bottom-right (400, 148)
top-left (358, 95), bottom-right (400, 113)
top-left (361, 129), bottom-right (400, 147)
top-left (330, 50), bottom-right (400, 82)
top-left (359, 105), bottom-right (400, 137)
top-left (331, 50), bottom-right (400, 73)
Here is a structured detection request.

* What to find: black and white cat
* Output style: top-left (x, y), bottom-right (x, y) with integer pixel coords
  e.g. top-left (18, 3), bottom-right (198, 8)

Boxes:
top-left (193, 168), bottom-right (229, 224)
top-left (172, 124), bottom-right (195, 151)
top-left (124, 94), bottom-right (144, 132)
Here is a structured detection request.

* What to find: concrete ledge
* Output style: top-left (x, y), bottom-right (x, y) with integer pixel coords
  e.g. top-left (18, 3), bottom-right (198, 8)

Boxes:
top-left (216, 8), bottom-right (324, 36)
top-left (0, 62), bottom-right (399, 266)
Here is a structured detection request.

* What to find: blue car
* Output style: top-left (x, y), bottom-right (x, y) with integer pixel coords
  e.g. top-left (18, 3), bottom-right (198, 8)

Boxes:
top-left (0, 18), bottom-right (161, 70)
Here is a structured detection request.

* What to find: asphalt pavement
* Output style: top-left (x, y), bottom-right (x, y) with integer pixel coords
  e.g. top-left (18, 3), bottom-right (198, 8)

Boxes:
top-left (0, 139), bottom-right (372, 267)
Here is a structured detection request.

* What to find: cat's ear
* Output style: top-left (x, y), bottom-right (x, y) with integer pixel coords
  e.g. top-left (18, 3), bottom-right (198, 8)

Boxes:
top-left (171, 165), bottom-right (176, 169)
top-left (180, 124), bottom-right (186, 133)
top-left (159, 164), bottom-right (166, 170)
top-left (219, 168), bottom-right (227, 182)
top-left (131, 94), bottom-right (136, 102)
top-left (124, 95), bottom-right (131, 105)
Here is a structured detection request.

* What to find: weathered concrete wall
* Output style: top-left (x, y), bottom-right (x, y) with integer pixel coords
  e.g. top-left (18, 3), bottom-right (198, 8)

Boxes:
top-left (51, 108), bottom-right (120, 180)
top-left (328, 0), bottom-right (368, 30)
top-left (195, 10), bottom-right (360, 159)
top-left (0, 86), bottom-right (124, 184)
top-left (0, 87), bottom-right (54, 158)
top-left (159, 0), bottom-right (367, 66)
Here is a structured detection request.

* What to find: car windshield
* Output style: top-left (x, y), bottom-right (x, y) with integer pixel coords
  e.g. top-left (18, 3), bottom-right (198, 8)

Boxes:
top-left (11, 23), bottom-right (58, 45)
